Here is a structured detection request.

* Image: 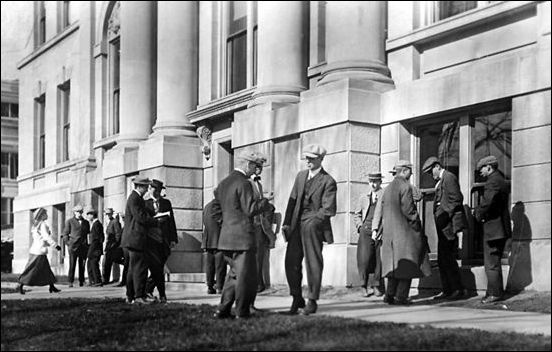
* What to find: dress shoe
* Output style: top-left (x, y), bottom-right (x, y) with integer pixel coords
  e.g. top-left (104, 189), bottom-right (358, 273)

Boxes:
top-left (383, 294), bottom-right (394, 304)
top-left (115, 282), bottom-right (126, 287)
top-left (373, 287), bottom-right (384, 297)
top-left (236, 314), bottom-right (251, 320)
top-left (216, 288), bottom-right (223, 294)
top-left (79, 282), bottom-right (84, 287)
top-left (446, 290), bottom-right (464, 301)
top-left (159, 296), bottom-right (168, 304)
top-left (257, 285), bottom-right (266, 293)
top-left (481, 295), bottom-right (501, 304)
top-left (125, 297), bottom-right (134, 304)
top-left (213, 310), bottom-right (235, 319)
top-left (394, 297), bottom-right (412, 306)
top-left (49, 285), bottom-right (61, 293)
top-left (286, 296), bottom-right (306, 315)
top-left (433, 292), bottom-right (451, 300)
top-left (301, 300), bottom-right (318, 315)
top-left (134, 296), bottom-right (156, 305)
top-left (68, 283), bottom-right (74, 288)
top-left (18, 283), bottom-right (25, 295)
top-left (207, 287), bottom-right (216, 294)
top-left (363, 287), bottom-right (375, 297)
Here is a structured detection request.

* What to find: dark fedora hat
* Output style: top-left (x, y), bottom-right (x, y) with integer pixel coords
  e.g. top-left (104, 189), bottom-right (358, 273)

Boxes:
top-left (368, 172), bottom-right (383, 181)
top-left (150, 179), bottom-right (166, 189)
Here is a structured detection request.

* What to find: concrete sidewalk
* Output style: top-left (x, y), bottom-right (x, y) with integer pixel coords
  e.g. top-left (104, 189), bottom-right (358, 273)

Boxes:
top-left (2, 282), bottom-right (550, 337)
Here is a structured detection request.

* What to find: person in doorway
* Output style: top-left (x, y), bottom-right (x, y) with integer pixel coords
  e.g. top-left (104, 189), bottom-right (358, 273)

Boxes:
top-left (86, 208), bottom-right (104, 287)
top-left (62, 205), bottom-right (89, 287)
top-left (18, 207), bottom-right (62, 294)
top-left (102, 208), bottom-right (123, 285)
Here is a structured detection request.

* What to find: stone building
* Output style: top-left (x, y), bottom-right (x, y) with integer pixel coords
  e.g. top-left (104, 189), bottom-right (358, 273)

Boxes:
top-left (13, 1), bottom-right (550, 291)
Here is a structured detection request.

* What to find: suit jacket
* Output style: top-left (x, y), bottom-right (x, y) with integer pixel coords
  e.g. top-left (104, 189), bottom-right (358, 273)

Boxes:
top-left (214, 170), bottom-right (268, 251)
top-left (87, 220), bottom-right (104, 258)
top-left (145, 197), bottom-right (178, 246)
top-left (283, 168), bottom-right (337, 244)
top-left (62, 217), bottom-right (90, 252)
top-left (353, 188), bottom-right (384, 231)
top-left (433, 170), bottom-right (467, 240)
top-left (250, 178), bottom-right (277, 248)
top-left (121, 190), bottom-right (158, 251)
top-left (476, 171), bottom-right (512, 241)
top-left (105, 218), bottom-right (122, 251)
top-left (202, 199), bottom-right (221, 250)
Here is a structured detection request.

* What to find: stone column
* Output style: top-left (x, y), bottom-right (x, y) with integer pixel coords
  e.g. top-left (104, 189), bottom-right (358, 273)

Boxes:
top-left (319, 1), bottom-right (393, 86)
top-left (153, 1), bottom-right (197, 137)
top-left (118, 1), bottom-right (156, 145)
top-left (250, 1), bottom-right (308, 107)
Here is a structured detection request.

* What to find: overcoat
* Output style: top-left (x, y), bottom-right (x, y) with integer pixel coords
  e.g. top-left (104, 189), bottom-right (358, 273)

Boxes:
top-left (476, 171), bottom-right (512, 241)
top-left (434, 170), bottom-right (467, 240)
top-left (121, 190), bottom-right (157, 251)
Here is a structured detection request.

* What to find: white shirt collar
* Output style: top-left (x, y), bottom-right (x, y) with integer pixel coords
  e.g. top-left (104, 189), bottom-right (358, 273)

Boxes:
top-left (439, 169), bottom-right (445, 179)
top-left (234, 168), bottom-right (247, 176)
top-left (308, 167), bottom-right (322, 179)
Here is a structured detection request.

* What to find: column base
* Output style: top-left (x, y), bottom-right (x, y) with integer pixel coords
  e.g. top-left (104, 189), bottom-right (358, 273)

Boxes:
top-left (248, 85), bottom-right (306, 108)
top-left (318, 60), bottom-right (394, 87)
top-left (151, 122), bottom-right (197, 137)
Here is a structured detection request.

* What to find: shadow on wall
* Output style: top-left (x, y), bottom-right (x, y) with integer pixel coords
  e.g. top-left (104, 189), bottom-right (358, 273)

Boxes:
top-left (505, 201), bottom-right (533, 293)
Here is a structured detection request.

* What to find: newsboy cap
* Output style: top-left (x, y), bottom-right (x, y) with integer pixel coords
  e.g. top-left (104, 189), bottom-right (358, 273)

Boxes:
top-left (85, 207), bottom-right (97, 217)
top-left (104, 207), bottom-right (115, 214)
top-left (476, 155), bottom-right (499, 170)
top-left (150, 179), bottom-right (166, 190)
top-left (422, 156), bottom-right (441, 174)
top-left (238, 150), bottom-right (265, 165)
top-left (72, 204), bottom-right (84, 212)
top-left (133, 176), bottom-right (151, 186)
top-left (302, 144), bottom-right (327, 158)
top-left (368, 172), bottom-right (383, 181)
top-left (394, 160), bottom-right (413, 169)
top-left (255, 152), bottom-right (267, 166)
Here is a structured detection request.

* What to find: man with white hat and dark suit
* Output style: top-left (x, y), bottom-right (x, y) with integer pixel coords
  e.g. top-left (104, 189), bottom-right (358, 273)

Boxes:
top-left (282, 144), bottom-right (337, 315)
top-left (62, 204), bottom-right (90, 287)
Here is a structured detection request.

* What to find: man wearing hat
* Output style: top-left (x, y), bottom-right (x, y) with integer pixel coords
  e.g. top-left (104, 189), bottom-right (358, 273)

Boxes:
top-left (202, 197), bottom-right (227, 294)
top-left (422, 156), bottom-right (466, 300)
top-left (144, 179), bottom-right (178, 303)
top-left (354, 172), bottom-right (385, 297)
top-left (62, 204), bottom-right (90, 287)
top-left (86, 208), bottom-right (104, 287)
top-left (381, 160), bottom-right (431, 305)
top-left (282, 144), bottom-right (337, 315)
top-left (212, 151), bottom-right (271, 319)
top-left (121, 176), bottom-right (159, 304)
top-left (102, 208), bottom-right (123, 285)
top-left (475, 155), bottom-right (511, 303)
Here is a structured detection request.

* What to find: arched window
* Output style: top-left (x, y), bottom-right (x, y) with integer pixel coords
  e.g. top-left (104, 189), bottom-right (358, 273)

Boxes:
top-left (106, 1), bottom-right (120, 136)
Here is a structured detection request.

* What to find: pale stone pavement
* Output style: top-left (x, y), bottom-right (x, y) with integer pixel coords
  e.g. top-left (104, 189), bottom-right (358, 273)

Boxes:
top-left (1, 282), bottom-right (550, 337)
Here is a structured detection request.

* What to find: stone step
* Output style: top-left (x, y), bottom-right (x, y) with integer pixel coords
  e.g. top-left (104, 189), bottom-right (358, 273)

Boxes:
top-left (414, 264), bottom-right (511, 292)
top-left (165, 281), bottom-right (207, 293)
top-left (167, 273), bottom-right (206, 283)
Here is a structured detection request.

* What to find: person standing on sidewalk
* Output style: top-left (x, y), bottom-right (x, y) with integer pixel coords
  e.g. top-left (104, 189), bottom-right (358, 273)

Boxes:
top-left (102, 208), bottom-right (123, 285)
top-left (86, 208), bottom-right (104, 287)
top-left (62, 205), bottom-right (89, 288)
top-left (18, 208), bottom-right (62, 294)
top-left (381, 160), bottom-right (431, 305)
top-left (202, 198), bottom-right (226, 294)
top-left (422, 157), bottom-right (467, 301)
top-left (475, 155), bottom-right (512, 304)
top-left (282, 144), bottom-right (337, 315)
top-left (354, 172), bottom-right (385, 298)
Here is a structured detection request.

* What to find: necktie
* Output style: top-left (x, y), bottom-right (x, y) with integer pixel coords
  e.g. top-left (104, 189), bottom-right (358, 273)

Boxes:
top-left (254, 176), bottom-right (261, 182)
top-left (154, 200), bottom-right (159, 212)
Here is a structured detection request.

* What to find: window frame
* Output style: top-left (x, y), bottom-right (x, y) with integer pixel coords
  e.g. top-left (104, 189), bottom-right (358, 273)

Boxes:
top-left (58, 81), bottom-right (71, 162)
top-left (35, 95), bottom-right (46, 170)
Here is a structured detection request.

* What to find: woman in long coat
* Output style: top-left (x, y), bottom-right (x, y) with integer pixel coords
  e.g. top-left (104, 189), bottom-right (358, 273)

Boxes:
top-left (17, 208), bottom-right (62, 294)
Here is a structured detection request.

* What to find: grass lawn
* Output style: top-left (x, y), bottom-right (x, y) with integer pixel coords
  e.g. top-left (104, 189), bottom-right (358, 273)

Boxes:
top-left (1, 298), bottom-right (550, 351)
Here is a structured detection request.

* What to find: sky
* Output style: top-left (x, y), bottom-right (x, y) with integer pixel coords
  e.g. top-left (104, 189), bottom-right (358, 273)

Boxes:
top-left (1, 1), bottom-right (34, 80)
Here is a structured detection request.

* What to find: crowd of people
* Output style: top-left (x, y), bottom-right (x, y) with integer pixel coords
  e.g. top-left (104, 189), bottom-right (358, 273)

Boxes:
top-left (17, 143), bottom-right (511, 316)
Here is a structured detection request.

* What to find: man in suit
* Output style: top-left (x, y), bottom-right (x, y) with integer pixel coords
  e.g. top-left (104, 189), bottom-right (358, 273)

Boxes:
top-left (86, 208), bottom-right (104, 287)
top-left (202, 198), bottom-right (226, 294)
top-left (422, 157), bottom-right (466, 300)
top-left (102, 208), bottom-right (123, 285)
top-left (249, 155), bottom-right (276, 293)
top-left (62, 205), bottom-right (90, 287)
top-left (212, 151), bottom-right (271, 319)
top-left (381, 160), bottom-right (431, 305)
top-left (144, 179), bottom-right (178, 303)
top-left (353, 172), bottom-right (385, 298)
top-left (475, 155), bottom-right (512, 303)
top-left (282, 144), bottom-right (337, 315)
top-left (121, 176), bottom-right (159, 304)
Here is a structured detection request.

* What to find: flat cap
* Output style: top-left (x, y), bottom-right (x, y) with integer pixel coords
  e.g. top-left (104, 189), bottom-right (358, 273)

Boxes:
top-left (104, 207), bottom-right (115, 214)
top-left (368, 172), bottom-right (383, 180)
top-left (422, 156), bottom-right (441, 174)
top-left (237, 150), bottom-right (265, 165)
top-left (394, 160), bottom-right (413, 169)
top-left (255, 152), bottom-right (267, 165)
top-left (302, 144), bottom-right (327, 158)
top-left (72, 204), bottom-right (84, 212)
top-left (133, 176), bottom-right (151, 186)
top-left (476, 155), bottom-right (498, 170)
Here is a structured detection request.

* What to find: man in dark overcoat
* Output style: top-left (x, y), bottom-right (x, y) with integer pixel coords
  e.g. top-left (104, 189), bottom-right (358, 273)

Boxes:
top-left (86, 208), bottom-right (104, 287)
top-left (475, 155), bottom-right (512, 303)
top-left (62, 204), bottom-right (90, 287)
top-left (422, 156), bottom-right (467, 300)
top-left (102, 208), bottom-right (123, 284)
top-left (282, 144), bottom-right (337, 315)
top-left (121, 176), bottom-right (159, 304)
top-left (212, 151), bottom-right (270, 319)
top-left (202, 198), bottom-right (226, 294)
top-left (381, 160), bottom-right (431, 305)
top-left (144, 179), bottom-right (178, 303)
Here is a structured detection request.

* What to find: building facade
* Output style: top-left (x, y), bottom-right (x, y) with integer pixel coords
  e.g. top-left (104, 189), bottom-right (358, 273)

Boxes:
top-left (14, 1), bottom-right (550, 291)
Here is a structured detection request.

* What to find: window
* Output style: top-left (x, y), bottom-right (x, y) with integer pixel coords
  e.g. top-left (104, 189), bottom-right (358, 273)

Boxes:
top-left (61, 1), bottom-right (71, 29)
top-left (106, 1), bottom-right (120, 137)
top-left (1, 198), bottom-right (14, 228)
top-left (58, 82), bottom-right (70, 162)
top-left (1, 152), bottom-right (18, 179)
top-left (437, 1), bottom-right (477, 20)
top-left (1, 103), bottom-right (18, 118)
top-left (226, 1), bottom-right (248, 94)
top-left (35, 95), bottom-right (46, 170)
top-left (37, 1), bottom-right (46, 46)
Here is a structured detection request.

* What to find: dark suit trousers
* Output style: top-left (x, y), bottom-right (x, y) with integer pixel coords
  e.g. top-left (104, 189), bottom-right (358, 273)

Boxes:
top-left (87, 253), bottom-right (102, 285)
top-left (121, 248), bottom-right (130, 285)
top-left (255, 225), bottom-right (268, 290)
top-left (145, 241), bottom-right (166, 298)
top-left (386, 277), bottom-right (412, 300)
top-left (68, 247), bottom-right (87, 284)
top-left (285, 218), bottom-right (324, 301)
top-left (218, 250), bottom-right (257, 317)
top-left (102, 248), bottom-right (117, 283)
top-left (205, 249), bottom-right (226, 290)
top-left (126, 249), bottom-right (148, 299)
top-left (437, 227), bottom-right (463, 294)
top-left (357, 228), bottom-right (376, 288)
top-left (484, 238), bottom-right (506, 297)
